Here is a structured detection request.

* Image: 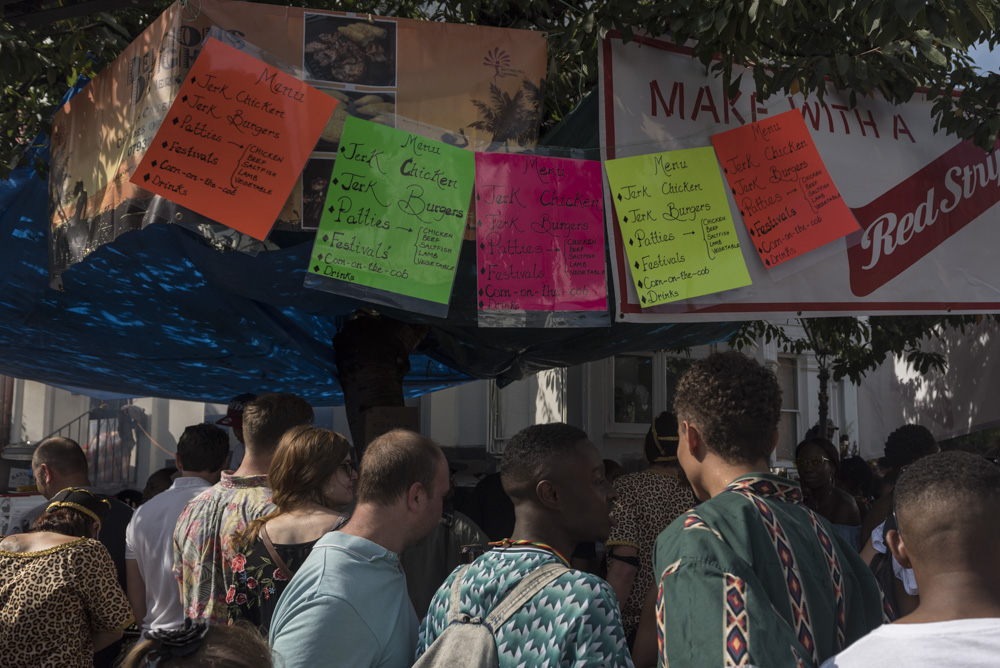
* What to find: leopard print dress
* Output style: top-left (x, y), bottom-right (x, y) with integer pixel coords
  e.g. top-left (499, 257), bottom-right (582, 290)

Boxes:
top-left (0, 536), bottom-right (133, 668)
top-left (606, 469), bottom-right (697, 636)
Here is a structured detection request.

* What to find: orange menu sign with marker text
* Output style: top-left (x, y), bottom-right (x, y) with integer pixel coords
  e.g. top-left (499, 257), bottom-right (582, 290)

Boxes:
top-left (710, 109), bottom-right (859, 268)
top-left (132, 37), bottom-right (337, 240)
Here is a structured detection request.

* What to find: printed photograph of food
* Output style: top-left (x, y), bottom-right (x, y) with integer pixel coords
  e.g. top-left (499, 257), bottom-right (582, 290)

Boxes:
top-left (313, 88), bottom-right (396, 153)
top-left (303, 14), bottom-right (397, 87)
top-left (302, 158), bottom-right (336, 230)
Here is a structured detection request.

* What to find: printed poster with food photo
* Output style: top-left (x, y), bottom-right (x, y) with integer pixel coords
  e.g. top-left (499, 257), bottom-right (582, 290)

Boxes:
top-left (313, 89), bottom-right (396, 154)
top-left (303, 15), bottom-right (397, 87)
top-left (47, 0), bottom-right (547, 286)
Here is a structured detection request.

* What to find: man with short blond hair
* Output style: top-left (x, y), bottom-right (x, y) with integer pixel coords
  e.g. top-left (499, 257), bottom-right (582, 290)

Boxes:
top-left (271, 429), bottom-right (450, 668)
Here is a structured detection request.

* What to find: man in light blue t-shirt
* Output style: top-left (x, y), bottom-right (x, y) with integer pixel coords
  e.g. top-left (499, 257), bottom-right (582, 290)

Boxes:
top-left (270, 429), bottom-right (450, 668)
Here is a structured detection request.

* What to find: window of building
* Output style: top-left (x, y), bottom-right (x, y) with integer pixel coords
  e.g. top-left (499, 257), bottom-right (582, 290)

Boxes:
top-left (606, 348), bottom-right (711, 436)
top-left (775, 356), bottom-right (800, 462)
top-left (612, 354), bottom-right (654, 427)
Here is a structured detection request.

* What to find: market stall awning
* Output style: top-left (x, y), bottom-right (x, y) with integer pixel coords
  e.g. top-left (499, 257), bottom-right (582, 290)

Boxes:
top-left (0, 142), bottom-right (737, 405)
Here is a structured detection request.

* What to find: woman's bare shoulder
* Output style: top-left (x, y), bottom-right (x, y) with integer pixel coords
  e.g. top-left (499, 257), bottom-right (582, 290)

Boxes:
top-left (0, 532), bottom-right (86, 554)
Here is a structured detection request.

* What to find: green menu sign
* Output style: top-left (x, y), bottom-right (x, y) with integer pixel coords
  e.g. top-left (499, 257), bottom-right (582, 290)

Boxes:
top-left (306, 117), bottom-right (474, 311)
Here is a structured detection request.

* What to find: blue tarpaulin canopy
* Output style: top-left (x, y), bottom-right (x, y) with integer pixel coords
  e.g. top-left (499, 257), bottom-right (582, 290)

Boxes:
top-left (0, 91), bottom-right (738, 405)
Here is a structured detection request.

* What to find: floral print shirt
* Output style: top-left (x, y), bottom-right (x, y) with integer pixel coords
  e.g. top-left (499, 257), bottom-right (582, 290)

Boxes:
top-left (227, 537), bottom-right (316, 636)
top-left (172, 472), bottom-right (273, 623)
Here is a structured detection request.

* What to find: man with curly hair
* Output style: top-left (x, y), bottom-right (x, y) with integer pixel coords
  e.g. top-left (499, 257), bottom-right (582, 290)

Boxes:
top-left (646, 351), bottom-right (884, 668)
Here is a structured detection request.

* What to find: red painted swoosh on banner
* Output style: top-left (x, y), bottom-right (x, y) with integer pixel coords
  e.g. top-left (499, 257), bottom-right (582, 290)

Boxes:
top-left (846, 139), bottom-right (1000, 297)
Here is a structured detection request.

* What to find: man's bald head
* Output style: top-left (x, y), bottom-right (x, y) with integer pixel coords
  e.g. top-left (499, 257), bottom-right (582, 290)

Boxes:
top-left (894, 450), bottom-right (1000, 567)
top-left (32, 437), bottom-right (90, 498)
top-left (32, 437), bottom-right (89, 476)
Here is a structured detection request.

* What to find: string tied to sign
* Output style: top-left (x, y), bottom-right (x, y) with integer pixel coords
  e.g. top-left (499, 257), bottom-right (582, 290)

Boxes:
top-left (180, 0), bottom-right (202, 21)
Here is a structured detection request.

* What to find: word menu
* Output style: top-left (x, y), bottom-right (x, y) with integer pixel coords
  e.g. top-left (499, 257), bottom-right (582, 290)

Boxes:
top-left (711, 109), bottom-right (859, 268)
top-left (307, 116), bottom-right (474, 309)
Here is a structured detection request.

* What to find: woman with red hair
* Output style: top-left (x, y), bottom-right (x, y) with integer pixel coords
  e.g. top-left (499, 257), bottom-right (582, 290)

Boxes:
top-left (228, 425), bottom-right (357, 635)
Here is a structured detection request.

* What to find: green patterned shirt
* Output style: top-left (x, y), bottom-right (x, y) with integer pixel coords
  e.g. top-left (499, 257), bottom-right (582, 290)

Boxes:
top-left (653, 473), bottom-right (886, 668)
top-left (416, 545), bottom-right (634, 667)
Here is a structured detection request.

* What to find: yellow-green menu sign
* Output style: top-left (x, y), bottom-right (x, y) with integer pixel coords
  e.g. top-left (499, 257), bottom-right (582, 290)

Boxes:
top-left (605, 146), bottom-right (752, 306)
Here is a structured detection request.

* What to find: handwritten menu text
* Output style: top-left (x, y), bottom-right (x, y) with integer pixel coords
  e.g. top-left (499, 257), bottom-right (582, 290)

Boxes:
top-left (604, 146), bottom-right (752, 306)
top-left (711, 109), bottom-right (860, 268)
top-left (475, 153), bottom-right (606, 312)
top-left (132, 37), bottom-right (337, 240)
top-left (307, 117), bottom-right (474, 308)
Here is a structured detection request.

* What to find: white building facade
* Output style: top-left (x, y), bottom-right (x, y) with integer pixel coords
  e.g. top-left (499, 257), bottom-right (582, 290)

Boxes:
top-left (2, 322), bottom-right (861, 493)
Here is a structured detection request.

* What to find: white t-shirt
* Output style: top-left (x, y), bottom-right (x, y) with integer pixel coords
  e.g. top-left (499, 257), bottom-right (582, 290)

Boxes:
top-left (125, 476), bottom-right (211, 630)
top-left (821, 618), bottom-right (1000, 667)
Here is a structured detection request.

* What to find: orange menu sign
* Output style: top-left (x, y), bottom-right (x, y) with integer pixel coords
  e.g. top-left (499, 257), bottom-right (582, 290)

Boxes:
top-left (710, 109), bottom-right (859, 268)
top-left (132, 37), bottom-right (337, 240)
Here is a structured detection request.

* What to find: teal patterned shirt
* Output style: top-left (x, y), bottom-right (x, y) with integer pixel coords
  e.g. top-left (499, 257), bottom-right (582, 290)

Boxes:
top-left (416, 545), bottom-right (634, 667)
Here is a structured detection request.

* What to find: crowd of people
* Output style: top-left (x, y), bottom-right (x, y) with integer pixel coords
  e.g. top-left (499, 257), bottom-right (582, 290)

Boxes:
top-left (1, 351), bottom-right (998, 667)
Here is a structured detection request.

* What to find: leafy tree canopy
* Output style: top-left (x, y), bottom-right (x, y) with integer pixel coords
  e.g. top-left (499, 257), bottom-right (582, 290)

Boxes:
top-left (5, 0), bottom-right (999, 179)
top-left (730, 315), bottom-right (998, 385)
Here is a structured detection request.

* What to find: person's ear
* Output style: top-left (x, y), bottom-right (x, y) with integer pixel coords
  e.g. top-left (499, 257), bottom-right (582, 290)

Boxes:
top-left (173, 453), bottom-right (184, 472)
top-left (535, 479), bottom-right (560, 510)
top-left (886, 528), bottom-right (912, 569)
top-left (683, 421), bottom-right (707, 463)
top-left (769, 429), bottom-right (779, 456)
top-left (407, 481), bottom-right (425, 512)
top-left (92, 520), bottom-right (102, 539)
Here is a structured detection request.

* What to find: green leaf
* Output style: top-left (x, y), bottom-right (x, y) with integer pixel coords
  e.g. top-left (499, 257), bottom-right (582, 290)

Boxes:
top-left (835, 52), bottom-right (851, 75)
top-left (926, 7), bottom-right (951, 35)
top-left (895, 0), bottom-right (925, 25)
top-left (98, 12), bottom-right (133, 40)
top-left (963, 0), bottom-right (995, 31)
top-left (921, 44), bottom-right (949, 67)
top-left (694, 10), bottom-right (715, 32)
top-left (727, 72), bottom-right (744, 98)
top-left (864, 0), bottom-right (885, 34)
top-left (948, 9), bottom-right (975, 46)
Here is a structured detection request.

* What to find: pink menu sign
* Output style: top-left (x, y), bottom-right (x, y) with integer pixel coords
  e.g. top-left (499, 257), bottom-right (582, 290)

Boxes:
top-left (475, 153), bottom-right (607, 312)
